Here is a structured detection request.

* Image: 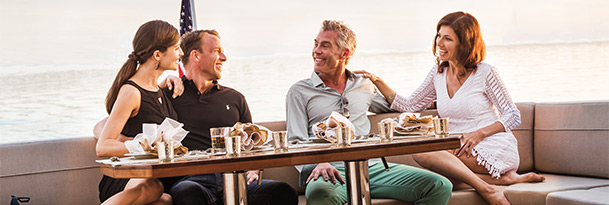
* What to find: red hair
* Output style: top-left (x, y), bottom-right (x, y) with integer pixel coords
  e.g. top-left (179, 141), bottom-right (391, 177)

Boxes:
top-left (433, 12), bottom-right (486, 73)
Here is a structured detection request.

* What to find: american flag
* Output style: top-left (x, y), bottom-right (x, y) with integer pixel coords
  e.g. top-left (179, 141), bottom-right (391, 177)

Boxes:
top-left (179, 0), bottom-right (194, 36)
top-left (179, 0), bottom-right (196, 77)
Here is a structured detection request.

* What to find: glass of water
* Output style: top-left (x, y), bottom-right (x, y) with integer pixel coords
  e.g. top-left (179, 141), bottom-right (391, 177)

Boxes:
top-left (210, 127), bottom-right (231, 151)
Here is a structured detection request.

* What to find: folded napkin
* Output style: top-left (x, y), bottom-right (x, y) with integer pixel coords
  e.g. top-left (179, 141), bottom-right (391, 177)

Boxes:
top-left (390, 113), bottom-right (434, 133)
top-left (312, 111), bottom-right (355, 143)
top-left (124, 118), bottom-right (189, 154)
top-left (232, 122), bottom-right (271, 151)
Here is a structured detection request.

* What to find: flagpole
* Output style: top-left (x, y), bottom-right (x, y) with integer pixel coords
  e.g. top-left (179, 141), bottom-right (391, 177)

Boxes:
top-left (190, 0), bottom-right (197, 30)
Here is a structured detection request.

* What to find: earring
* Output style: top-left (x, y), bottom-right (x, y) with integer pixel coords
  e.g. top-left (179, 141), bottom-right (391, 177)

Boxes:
top-left (155, 62), bottom-right (160, 70)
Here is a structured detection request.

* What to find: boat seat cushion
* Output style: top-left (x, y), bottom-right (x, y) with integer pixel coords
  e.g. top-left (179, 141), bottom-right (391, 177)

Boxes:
top-left (546, 186), bottom-right (609, 205)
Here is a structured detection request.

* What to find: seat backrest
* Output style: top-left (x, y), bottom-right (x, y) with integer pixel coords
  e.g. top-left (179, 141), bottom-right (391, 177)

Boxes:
top-left (513, 102), bottom-right (536, 172)
top-left (534, 101), bottom-right (609, 178)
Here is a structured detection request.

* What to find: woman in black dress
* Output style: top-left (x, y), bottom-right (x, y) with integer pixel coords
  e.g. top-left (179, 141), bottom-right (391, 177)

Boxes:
top-left (96, 20), bottom-right (183, 205)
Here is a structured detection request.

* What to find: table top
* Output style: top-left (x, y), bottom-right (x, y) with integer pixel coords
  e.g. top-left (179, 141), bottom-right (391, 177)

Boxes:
top-left (99, 135), bottom-right (460, 178)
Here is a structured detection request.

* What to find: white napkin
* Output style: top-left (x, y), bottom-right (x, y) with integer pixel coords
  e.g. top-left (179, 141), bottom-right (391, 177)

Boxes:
top-left (312, 111), bottom-right (355, 143)
top-left (231, 123), bottom-right (272, 151)
top-left (394, 113), bottom-right (433, 132)
top-left (124, 118), bottom-right (189, 154)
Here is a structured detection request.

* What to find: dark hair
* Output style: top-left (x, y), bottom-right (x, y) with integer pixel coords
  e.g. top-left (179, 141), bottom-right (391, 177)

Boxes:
top-left (433, 11), bottom-right (486, 73)
top-left (180, 29), bottom-right (220, 65)
top-left (105, 20), bottom-right (180, 114)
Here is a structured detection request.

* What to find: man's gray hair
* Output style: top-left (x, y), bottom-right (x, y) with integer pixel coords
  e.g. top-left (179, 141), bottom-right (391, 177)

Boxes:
top-left (321, 20), bottom-right (357, 65)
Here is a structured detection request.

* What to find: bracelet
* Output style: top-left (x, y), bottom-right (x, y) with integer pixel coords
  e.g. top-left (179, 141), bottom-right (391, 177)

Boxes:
top-left (387, 92), bottom-right (396, 101)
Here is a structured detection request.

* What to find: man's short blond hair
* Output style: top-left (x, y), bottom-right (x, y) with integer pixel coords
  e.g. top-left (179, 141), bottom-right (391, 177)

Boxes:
top-left (321, 20), bottom-right (357, 65)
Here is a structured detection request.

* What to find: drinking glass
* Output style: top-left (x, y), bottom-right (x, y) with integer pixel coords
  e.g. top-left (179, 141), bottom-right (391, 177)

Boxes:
top-left (210, 127), bottom-right (231, 151)
top-left (156, 141), bottom-right (174, 162)
top-left (378, 121), bottom-right (394, 142)
top-left (224, 135), bottom-right (241, 157)
top-left (433, 118), bottom-right (449, 136)
top-left (272, 131), bottom-right (289, 153)
top-left (336, 127), bottom-right (352, 147)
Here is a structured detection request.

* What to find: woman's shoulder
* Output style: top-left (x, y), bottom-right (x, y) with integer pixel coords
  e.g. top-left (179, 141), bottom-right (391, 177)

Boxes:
top-left (475, 62), bottom-right (496, 75)
top-left (118, 83), bottom-right (142, 99)
top-left (476, 62), bottom-right (494, 70)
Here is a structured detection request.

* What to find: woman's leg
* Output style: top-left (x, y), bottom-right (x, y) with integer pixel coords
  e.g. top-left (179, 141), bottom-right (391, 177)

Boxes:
top-left (475, 170), bottom-right (545, 185)
top-left (455, 152), bottom-right (545, 185)
top-left (413, 151), bottom-right (510, 205)
top-left (101, 178), bottom-right (166, 205)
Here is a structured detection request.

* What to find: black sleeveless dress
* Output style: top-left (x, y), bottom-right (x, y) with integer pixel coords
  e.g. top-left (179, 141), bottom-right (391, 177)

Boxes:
top-left (98, 80), bottom-right (178, 202)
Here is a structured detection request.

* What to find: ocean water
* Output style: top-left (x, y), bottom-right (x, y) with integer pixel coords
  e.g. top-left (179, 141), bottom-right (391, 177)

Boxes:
top-left (0, 41), bottom-right (608, 144)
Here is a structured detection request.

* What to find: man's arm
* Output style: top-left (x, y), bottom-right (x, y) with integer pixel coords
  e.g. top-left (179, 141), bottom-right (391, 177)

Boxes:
top-left (286, 85), bottom-right (344, 184)
top-left (158, 75), bottom-right (184, 98)
top-left (239, 93), bottom-right (253, 123)
top-left (285, 88), bottom-right (311, 141)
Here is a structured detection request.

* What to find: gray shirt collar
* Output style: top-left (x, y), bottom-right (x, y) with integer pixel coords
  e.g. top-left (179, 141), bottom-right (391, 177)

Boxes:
top-left (310, 69), bottom-right (355, 88)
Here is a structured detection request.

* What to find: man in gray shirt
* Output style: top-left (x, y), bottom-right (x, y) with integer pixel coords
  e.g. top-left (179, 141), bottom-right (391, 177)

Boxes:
top-left (286, 20), bottom-right (453, 204)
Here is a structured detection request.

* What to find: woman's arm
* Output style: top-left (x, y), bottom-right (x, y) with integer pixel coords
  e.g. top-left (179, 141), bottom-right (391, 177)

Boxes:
top-left (456, 67), bottom-right (521, 157)
top-left (96, 85), bottom-right (140, 157)
top-left (352, 70), bottom-right (396, 104)
top-left (484, 67), bottom-right (521, 131)
top-left (355, 68), bottom-right (437, 113)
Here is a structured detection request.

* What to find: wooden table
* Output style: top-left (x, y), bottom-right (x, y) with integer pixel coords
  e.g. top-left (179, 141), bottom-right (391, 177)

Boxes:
top-left (99, 135), bottom-right (460, 205)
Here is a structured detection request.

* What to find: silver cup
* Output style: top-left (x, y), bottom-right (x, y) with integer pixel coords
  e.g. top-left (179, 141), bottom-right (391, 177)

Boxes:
top-left (156, 141), bottom-right (174, 162)
top-left (433, 118), bottom-right (449, 136)
top-left (210, 127), bottom-right (231, 151)
top-left (378, 121), bottom-right (394, 142)
top-left (272, 131), bottom-right (289, 153)
top-left (224, 135), bottom-right (241, 157)
top-left (336, 127), bottom-right (352, 147)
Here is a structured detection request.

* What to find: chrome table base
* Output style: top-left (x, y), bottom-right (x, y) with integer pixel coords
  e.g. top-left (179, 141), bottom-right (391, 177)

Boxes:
top-left (345, 159), bottom-right (371, 205)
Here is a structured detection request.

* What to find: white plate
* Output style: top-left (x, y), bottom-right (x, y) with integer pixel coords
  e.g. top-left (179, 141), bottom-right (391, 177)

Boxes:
top-left (394, 130), bottom-right (428, 136)
top-left (124, 153), bottom-right (157, 159)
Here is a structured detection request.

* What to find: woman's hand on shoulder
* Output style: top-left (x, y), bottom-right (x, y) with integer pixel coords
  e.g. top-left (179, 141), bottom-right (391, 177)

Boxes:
top-left (353, 70), bottom-right (380, 82)
top-left (160, 75), bottom-right (184, 98)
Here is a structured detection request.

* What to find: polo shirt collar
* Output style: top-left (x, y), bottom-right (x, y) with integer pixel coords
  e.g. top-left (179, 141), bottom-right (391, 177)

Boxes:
top-left (310, 69), bottom-right (355, 88)
top-left (182, 75), bottom-right (223, 94)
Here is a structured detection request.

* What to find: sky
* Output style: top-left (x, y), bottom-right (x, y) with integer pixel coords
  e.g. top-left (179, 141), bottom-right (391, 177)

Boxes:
top-left (1, 0), bottom-right (608, 67)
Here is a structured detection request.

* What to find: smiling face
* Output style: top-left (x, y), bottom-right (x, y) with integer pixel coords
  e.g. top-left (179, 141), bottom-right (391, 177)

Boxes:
top-left (313, 30), bottom-right (346, 75)
top-left (158, 41), bottom-right (184, 71)
top-left (197, 34), bottom-right (227, 80)
top-left (436, 25), bottom-right (460, 64)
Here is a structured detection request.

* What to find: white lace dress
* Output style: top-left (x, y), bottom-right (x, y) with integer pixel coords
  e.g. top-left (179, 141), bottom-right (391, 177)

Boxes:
top-left (392, 62), bottom-right (521, 179)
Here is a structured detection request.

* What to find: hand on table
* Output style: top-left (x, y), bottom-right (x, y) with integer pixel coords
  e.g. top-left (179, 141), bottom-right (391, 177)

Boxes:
top-left (306, 162), bottom-right (345, 184)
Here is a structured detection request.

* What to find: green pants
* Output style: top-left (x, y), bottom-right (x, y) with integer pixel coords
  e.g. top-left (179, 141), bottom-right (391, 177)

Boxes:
top-left (305, 163), bottom-right (452, 205)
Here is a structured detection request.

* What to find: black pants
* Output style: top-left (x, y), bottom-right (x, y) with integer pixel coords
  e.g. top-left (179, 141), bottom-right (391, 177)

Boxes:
top-left (161, 173), bottom-right (298, 205)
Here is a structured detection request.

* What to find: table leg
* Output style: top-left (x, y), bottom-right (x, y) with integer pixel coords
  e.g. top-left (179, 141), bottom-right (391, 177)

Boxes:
top-left (344, 159), bottom-right (371, 205)
top-left (223, 171), bottom-right (248, 205)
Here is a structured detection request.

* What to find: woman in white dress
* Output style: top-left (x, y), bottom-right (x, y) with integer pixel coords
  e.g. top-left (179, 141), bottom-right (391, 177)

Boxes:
top-left (355, 11), bottom-right (544, 205)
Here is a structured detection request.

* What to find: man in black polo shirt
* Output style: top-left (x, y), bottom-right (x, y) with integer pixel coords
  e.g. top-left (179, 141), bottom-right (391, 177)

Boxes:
top-left (162, 30), bottom-right (298, 205)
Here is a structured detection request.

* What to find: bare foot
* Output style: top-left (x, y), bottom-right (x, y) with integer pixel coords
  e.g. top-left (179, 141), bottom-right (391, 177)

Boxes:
top-left (522, 172), bottom-right (545, 183)
top-left (499, 171), bottom-right (545, 185)
top-left (478, 185), bottom-right (510, 205)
